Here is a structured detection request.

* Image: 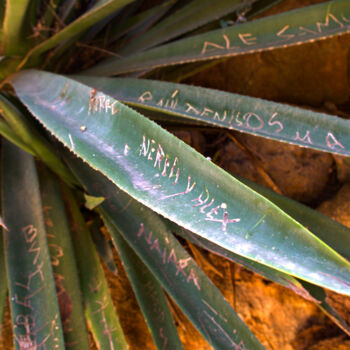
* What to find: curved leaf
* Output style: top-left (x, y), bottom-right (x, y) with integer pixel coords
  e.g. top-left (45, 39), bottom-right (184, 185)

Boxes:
top-left (39, 166), bottom-right (90, 349)
top-left (66, 153), bottom-right (265, 350)
top-left (89, 217), bottom-right (119, 275)
top-left (107, 0), bottom-right (176, 45)
top-left (62, 186), bottom-right (128, 350)
top-left (117, 0), bottom-right (245, 55)
top-left (67, 148), bottom-right (350, 337)
top-left (236, 176), bottom-right (350, 262)
top-left (18, 0), bottom-right (135, 69)
top-left (2, 0), bottom-right (33, 54)
top-left (12, 70), bottom-right (350, 296)
top-left (0, 228), bottom-right (7, 337)
top-left (0, 113), bottom-right (36, 155)
top-left (83, 0), bottom-right (350, 75)
top-left (0, 94), bottom-right (78, 186)
top-left (299, 280), bottom-right (350, 336)
top-left (103, 216), bottom-right (184, 350)
top-left (74, 76), bottom-right (350, 157)
top-left (1, 140), bottom-right (65, 350)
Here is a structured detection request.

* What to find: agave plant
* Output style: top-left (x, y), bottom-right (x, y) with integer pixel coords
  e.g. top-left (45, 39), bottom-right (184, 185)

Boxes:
top-left (0, 0), bottom-right (350, 349)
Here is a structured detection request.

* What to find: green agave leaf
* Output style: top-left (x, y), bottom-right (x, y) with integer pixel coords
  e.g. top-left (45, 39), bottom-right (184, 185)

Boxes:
top-left (41, 0), bottom-right (64, 35)
top-left (0, 112), bottom-right (36, 155)
top-left (1, 140), bottom-right (65, 349)
top-left (84, 193), bottom-right (105, 210)
top-left (0, 93), bottom-right (78, 186)
top-left (171, 223), bottom-right (350, 336)
top-left (39, 165), bottom-right (90, 349)
top-left (107, 0), bottom-right (176, 45)
top-left (0, 0), bottom-right (4, 29)
top-left (2, 0), bottom-right (33, 55)
top-left (169, 223), bottom-right (315, 300)
top-left (0, 56), bottom-right (21, 81)
top-left (236, 176), bottom-right (350, 262)
top-left (59, 0), bottom-right (77, 22)
top-left (74, 76), bottom-right (350, 157)
top-left (84, 0), bottom-right (350, 75)
top-left (62, 185), bottom-right (128, 350)
top-left (89, 217), bottom-right (119, 276)
top-left (103, 216), bottom-right (184, 350)
top-left (65, 141), bottom-right (350, 336)
top-left (244, 0), bottom-right (283, 18)
top-left (0, 228), bottom-right (7, 337)
top-left (12, 70), bottom-right (350, 296)
top-left (18, 0), bottom-right (135, 68)
top-left (67, 149), bottom-right (350, 337)
top-left (118, 0), bottom-right (245, 56)
top-left (299, 280), bottom-right (350, 336)
top-left (133, 0), bottom-right (284, 82)
top-left (65, 153), bottom-right (264, 350)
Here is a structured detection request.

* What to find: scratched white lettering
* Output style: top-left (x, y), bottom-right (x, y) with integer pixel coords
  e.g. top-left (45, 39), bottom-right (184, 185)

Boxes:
top-left (238, 33), bottom-right (257, 45)
top-left (294, 130), bottom-right (312, 144)
top-left (326, 132), bottom-right (344, 149)
top-left (268, 112), bottom-right (283, 132)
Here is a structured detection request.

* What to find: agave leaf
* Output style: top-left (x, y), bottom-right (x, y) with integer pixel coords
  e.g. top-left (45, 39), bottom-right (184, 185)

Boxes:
top-left (0, 228), bottom-right (7, 337)
top-left (0, 56), bottom-right (22, 81)
top-left (0, 113), bottom-right (36, 155)
top-left (65, 153), bottom-right (264, 350)
top-left (2, 0), bottom-right (34, 55)
top-left (107, 0), bottom-right (176, 45)
top-left (84, 0), bottom-right (350, 75)
top-left (89, 216), bottom-right (119, 276)
top-left (74, 76), bottom-right (350, 157)
top-left (84, 193), bottom-right (105, 210)
top-left (0, 93), bottom-right (78, 186)
top-left (236, 176), bottom-right (350, 262)
top-left (18, 0), bottom-right (136, 68)
top-left (118, 0), bottom-right (245, 56)
top-left (299, 280), bottom-right (350, 336)
top-left (59, 0), bottom-right (78, 22)
top-left (68, 149), bottom-right (350, 337)
top-left (244, 0), bottom-right (283, 18)
top-left (175, 224), bottom-right (350, 336)
top-left (39, 165), bottom-right (90, 349)
top-left (103, 215), bottom-right (185, 350)
top-left (1, 140), bottom-right (65, 349)
top-left (12, 70), bottom-right (350, 296)
top-left (111, 0), bottom-right (282, 81)
top-left (170, 223), bottom-right (315, 298)
top-left (41, 0), bottom-right (65, 34)
top-left (0, 0), bottom-right (4, 29)
top-left (64, 147), bottom-right (317, 300)
top-left (62, 185), bottom-right (128, 350)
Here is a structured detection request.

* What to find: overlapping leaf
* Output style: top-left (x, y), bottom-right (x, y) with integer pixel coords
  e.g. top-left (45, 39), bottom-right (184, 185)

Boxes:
top-left (0, 93), bottom-right (78, 186)
top-left (18, 0), bottom-right (136, 69)
top-left (103, 216), bottom-right (184, 350)
top-left (74, 76), bottom-right (350, 157)
top-left (62, 186), bottom-right (128, 350)
top-left (107, 0), bottom-right (176, 45)
top-left (12, 70), bottom-right (350, 296)
top-left (89, 217), bottom-right (119, 275)
top-left (66, 153), bottom-right (265, 350)
top-left (39, 166), bottom-right (90, 349)
top-left (67, 144), bottom-right (350, 336)
top-left (117, 0), bottom-right (245, 55)
top-left (0, 228), bottom-right (7, 337)
top-left (1, 0), bottom-right (34, 54)
top-left (84, 0), bottom-right (350, 75)
top-left (1, 140), bottom-right (65, 349)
